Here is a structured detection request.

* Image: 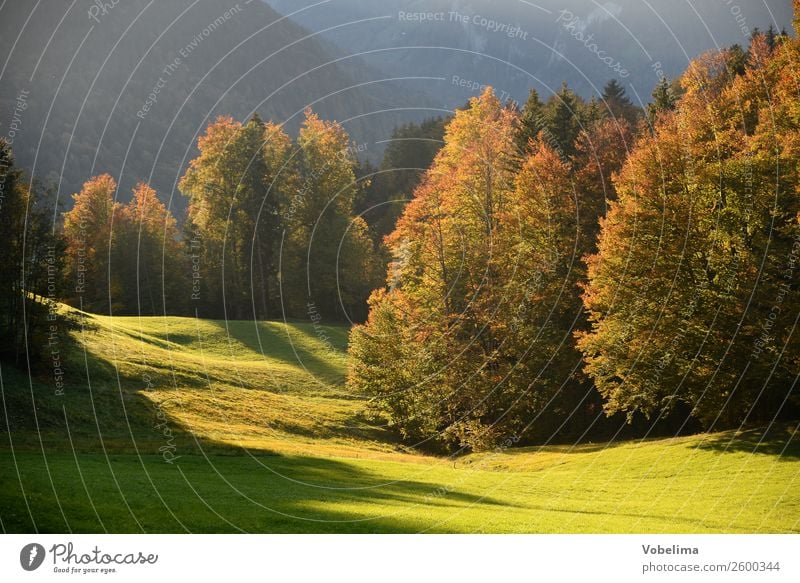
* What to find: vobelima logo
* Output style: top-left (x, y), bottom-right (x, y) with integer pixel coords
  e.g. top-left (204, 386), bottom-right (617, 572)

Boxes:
top-left (20, 543), bottom-right (46, 571)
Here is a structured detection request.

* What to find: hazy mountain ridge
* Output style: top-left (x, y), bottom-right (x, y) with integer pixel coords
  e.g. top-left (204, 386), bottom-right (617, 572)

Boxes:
top-left (265, 0), bottom-right (793, 106)
top-left (0, 0), bottom-right (432, 210)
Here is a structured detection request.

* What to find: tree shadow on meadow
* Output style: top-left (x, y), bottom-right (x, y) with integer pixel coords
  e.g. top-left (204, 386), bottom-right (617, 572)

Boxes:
top-left (168, 451), bottom-right (519, 533)
top-left (2, 402), bottom-right (517, 533)
top-left (1, 349), bottom-right (519, 533)
top-left (694, 424), bottom-right (800, 459)
top-left (205, 319), bottom-right (348, 386)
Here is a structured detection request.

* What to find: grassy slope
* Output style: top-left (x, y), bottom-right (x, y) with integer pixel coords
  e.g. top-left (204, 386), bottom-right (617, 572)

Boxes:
top-left (1, 306), bottom-right (799, 533)
top-left (2, 307), bottom-right (407, 459)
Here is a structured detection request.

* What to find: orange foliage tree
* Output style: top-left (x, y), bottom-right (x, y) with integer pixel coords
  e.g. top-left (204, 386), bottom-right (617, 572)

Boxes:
top-left (349, 88), bottom-right (632, 450)
top-left (579, 30), bottom-right (800, 427)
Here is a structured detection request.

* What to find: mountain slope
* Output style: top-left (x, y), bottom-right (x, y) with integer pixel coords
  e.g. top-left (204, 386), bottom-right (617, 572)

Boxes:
top-left (266, 0), bottom-right (793, 106)
top-left (0, 0), bottom-right (433, 209)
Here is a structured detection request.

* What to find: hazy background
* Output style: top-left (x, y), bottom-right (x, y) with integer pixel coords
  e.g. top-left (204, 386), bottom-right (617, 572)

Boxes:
top-left (0, 0), bottom-right (792, 210)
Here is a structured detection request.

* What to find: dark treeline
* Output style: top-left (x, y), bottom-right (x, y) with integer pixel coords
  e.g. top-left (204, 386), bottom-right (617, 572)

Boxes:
top-left (355, 117), bottom-right (447, 242)
top-left (349, 26), bottom-right (800, 452)
top-left (0, 141), bottom-right (66, 368)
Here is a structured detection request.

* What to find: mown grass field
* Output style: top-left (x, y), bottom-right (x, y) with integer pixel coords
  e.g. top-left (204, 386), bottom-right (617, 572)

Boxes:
top-left (1, 306), bottom-right (798, 533)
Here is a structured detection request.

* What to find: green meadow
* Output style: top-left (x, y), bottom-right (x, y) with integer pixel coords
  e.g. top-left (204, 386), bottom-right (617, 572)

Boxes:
top-left (1, 307), bottom-right (798, 533)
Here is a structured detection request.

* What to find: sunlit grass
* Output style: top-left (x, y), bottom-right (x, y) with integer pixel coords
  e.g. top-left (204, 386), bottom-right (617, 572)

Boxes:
top-left (2, 305), bottom-right (402, 459)
top-left (1, 305), bottom-right (798, 533)
top-left (2, 428), bottom-right (798, 533)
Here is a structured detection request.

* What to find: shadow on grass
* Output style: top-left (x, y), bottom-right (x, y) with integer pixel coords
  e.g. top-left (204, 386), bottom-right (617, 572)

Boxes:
top-left (695, 424), bottom-right (800, 459)
top-left (0, 437), bottom-right (515, 533)
top-left (2, 347), bottom-right (507, 533)
top-left (207, 319), bottom-right (347, 385)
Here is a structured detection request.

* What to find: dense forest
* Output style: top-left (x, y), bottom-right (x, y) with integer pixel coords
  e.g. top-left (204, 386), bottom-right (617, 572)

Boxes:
top-left (349, 26), bottom-right (800, 451)
top-left (1, 23), bottom-right (798, 453)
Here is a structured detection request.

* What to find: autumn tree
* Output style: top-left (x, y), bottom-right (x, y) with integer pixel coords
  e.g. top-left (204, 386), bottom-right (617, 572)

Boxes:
top-left (64, 174), bottom-right (119, 313)
top-left (349, 83), bottom-right (638, 450)
top-left (112, 183), bottom-right (185, 315)
top-left (253, 120), bottom-right (297, 318)
top-left (350, 89), bottom-right (523, 450)
top-left (181, 116), bottom-right (247, 318)
top-left (282, 109), bottom-right (379, 322)
top-left (579, 35), bottom-right (800, 427)
top-left (180, 115), bottom-right (295, 319)
top-left (495, 117), bottom-right (633, 443)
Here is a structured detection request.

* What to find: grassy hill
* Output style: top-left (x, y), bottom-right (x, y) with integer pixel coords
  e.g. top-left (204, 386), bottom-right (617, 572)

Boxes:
top-left (1, 306), bottom-right (798, 533)
top-left (1, 306), bottom-right (404, 459)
